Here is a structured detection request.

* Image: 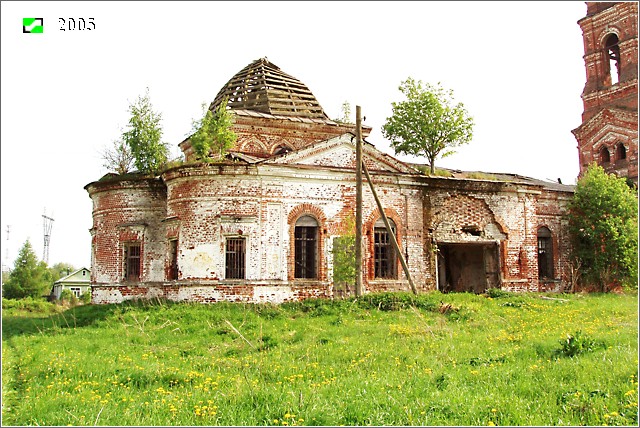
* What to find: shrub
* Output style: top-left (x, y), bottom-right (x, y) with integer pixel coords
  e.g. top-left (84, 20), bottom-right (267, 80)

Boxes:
top-left (556, 330), bottom-right (604, 357)
top-left (2, 297), bottom-right (59, 314)
top-left (485, 288), bottom-right (512, 298)
top-left (80, 291), bottom-right (91, 304)
top-left (59, 289), bottom-right (78, 305)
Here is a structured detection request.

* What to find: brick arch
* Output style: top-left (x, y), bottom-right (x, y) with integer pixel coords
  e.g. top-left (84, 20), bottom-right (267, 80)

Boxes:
top-left (432, 195), bottom-right (507, 239)
top-left (363, 208), bottom-right (404, 281)
top-left (270, 140), bottom-right (294, 155)
top-left (287, 204), bottom-right (327, 281)
top-left (598, 28), bottom-right (621, 47)
top-left (239, 136), bottom-right (268, 155)
top-left (536, 224), bottom-right (556, 280)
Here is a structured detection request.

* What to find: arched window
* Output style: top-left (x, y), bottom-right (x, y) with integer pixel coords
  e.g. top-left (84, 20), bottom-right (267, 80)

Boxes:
top-left (600, 146), bottom-right (611, 164)
top-left (374, 218), bottom-right (397, 279)
top-left (604, 34), bottom-right (620, 85)
top-left (294, 215), bottom-right (318, 279)
top-left (615, 143), bottom-right (627, 161)
top-left (537, 227), bottom-right (553, 280)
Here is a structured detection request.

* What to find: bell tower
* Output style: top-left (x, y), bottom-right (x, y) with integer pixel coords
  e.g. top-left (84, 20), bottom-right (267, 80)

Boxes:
top-left (572, 2), bottom-right (638, 184)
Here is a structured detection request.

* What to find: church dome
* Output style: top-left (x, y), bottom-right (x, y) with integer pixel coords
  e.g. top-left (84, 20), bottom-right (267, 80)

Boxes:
top-left (210, 57), bottom-right (329, 120)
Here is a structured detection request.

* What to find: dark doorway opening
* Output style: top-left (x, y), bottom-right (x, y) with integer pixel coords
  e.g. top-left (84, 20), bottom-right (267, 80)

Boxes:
top-left (437, 243), bottom-right (500, 293)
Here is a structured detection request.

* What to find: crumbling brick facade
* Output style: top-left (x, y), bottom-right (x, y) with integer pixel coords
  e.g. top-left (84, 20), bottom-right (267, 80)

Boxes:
top-left (572, 1), bottom-right (639, 183)
top-left (86, 58), bottom-right (575, 304)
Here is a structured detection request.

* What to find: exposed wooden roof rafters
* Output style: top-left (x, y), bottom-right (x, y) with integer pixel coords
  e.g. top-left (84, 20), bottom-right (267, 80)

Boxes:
top-left (210, 57), bottom-right (329, 120)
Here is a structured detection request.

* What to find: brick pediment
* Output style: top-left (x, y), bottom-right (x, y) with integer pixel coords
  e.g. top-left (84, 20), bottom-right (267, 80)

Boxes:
top-left (266, 134), bottom-right (418, 174)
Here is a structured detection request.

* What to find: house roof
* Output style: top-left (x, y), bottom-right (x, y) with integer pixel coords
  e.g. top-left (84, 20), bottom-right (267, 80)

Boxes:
top-left (209, 57), bottom-right (330, 121)
top-left (53, 267), bottom-right (91, 285)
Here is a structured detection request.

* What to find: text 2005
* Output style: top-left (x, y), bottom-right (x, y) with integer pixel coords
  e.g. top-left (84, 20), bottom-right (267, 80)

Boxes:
top-left (59, 18), bottom-right (95, 31)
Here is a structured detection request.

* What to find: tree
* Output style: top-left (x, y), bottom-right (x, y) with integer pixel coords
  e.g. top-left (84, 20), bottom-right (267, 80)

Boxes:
top-left (2, 240), bottom-right (53, 299)
top-left (334, 101), bottom-right (353, 124)
top-left (101, 137), bottom-right (134, 174)
top-left (568, 163), bottom-right (638, 291)
top-left (122, 88), bottom-right (169, 174)
top-left (382, 78), bottom-right (474, 175)
top-left (49, 262), bottom-right (76, 282)
top-left (189, 99), bottom-right (237, 161)
top-left (332, 214), bottom-right (357, 295)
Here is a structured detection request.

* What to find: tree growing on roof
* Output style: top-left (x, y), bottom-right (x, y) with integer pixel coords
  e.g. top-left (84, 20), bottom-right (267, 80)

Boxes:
top-left (122, 88), bottom-right (169, 174)
top-left (382, 78), bottom-right (474, 175)
top-left (101, 137), bottom-right (134, 174)
top-left (568, 163), bottom-right (638, 291)
top-left (189, 99), bottom-right (237, 161)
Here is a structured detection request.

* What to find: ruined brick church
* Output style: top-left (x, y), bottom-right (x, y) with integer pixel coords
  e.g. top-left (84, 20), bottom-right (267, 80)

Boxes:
top-left (85, 2), bottom-right (637, 304)
top-left (572, 2), bottom-right (638, 184)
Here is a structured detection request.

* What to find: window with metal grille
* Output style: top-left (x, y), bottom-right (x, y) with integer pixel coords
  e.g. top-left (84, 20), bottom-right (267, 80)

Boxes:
top-left (537, 227), bottom-right (554, 280)
top-left (374, 218), bottom-right (397, 279)
top-left (124, 243), bottom-right (141, 281)
top-left (294, 216), bottom-right (318, 279)
top-left (225, 237), bottom-right (246, 279)
top-left (168, 239), bottom-right (179, 280)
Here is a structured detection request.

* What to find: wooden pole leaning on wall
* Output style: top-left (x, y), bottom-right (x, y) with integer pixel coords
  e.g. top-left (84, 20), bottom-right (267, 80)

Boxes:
top-left (361, 161), bottom-right (418, 295)
top-left (355, 105), bottom-right (364, 297)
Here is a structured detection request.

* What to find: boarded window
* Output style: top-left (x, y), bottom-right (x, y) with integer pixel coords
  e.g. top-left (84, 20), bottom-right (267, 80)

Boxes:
top-left (294, 216), bottom-right (318, 279)
top-left (374, 218), bottom-right (397, 279)
top-left (168, 239), bottom-right (179, 280)
top-left (225, 237), bottom-right (246, 280)
top-left (124, 243), bottom-right (141, 281)
top-left (537, 227), bottom-right (554, 280)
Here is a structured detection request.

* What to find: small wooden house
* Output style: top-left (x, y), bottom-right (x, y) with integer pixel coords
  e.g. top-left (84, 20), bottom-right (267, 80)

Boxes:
top-left (51, 268), bottom-right (91, 300)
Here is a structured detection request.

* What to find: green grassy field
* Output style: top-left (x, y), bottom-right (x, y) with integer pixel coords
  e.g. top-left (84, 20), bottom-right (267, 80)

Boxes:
top-left (2, 291), bottom-right (638, 426)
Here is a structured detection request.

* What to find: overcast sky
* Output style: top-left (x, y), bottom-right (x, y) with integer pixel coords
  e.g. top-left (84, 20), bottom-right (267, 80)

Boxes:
top-left (1, 1), bottom-right (587, 271)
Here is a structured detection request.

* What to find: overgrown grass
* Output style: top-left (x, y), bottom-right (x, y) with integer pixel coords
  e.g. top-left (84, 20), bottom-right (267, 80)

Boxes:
top-left (2, 291), bottom-right (637, 426)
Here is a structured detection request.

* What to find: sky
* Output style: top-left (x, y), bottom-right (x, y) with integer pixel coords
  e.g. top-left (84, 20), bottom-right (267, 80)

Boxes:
top-left (1, 1), bottom-right (588, 271)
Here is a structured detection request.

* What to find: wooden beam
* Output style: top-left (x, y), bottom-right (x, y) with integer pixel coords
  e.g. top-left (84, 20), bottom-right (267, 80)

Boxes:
top-left (355, 106), bottom-right (364, 297)
top-left (362, 161), bottom-right (418, 295)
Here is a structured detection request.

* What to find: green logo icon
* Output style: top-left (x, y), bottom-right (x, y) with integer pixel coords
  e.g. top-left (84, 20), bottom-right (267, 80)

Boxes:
top-left (23, 18), bottom-right (43, 33)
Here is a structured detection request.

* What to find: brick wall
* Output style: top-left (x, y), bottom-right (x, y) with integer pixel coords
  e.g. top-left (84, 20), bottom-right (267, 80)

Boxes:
top-left (574, 2), bottom-right (638, 182)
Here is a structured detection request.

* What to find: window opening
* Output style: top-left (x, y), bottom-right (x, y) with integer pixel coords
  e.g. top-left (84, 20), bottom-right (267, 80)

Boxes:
top-left (605, 34), bottom-right (620, 85)
top-left (615, 143), bottom-right (627, 161)
top-left (124, 243), bottom-right (141, 281)
top-left (537, 227), bottom-right (554, 280)
top-left (168, 239), bottom-right (179, 280)
top-left (374, 218), bottom-right (397, 279)
top-left (600, 146), bottom-right (611, 164)
top-left (69, 287), bottom-right (81, 298)
top-left (294, 216), bottom-right (318, 279)
top-left (225, 237), bottom-right (246, 279)
top-left (273, 145), bottom-right (291, 155)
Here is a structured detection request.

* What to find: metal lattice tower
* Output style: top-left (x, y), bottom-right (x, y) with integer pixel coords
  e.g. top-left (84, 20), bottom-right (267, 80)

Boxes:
top-left (42, 212), bottom-right (54, 265)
